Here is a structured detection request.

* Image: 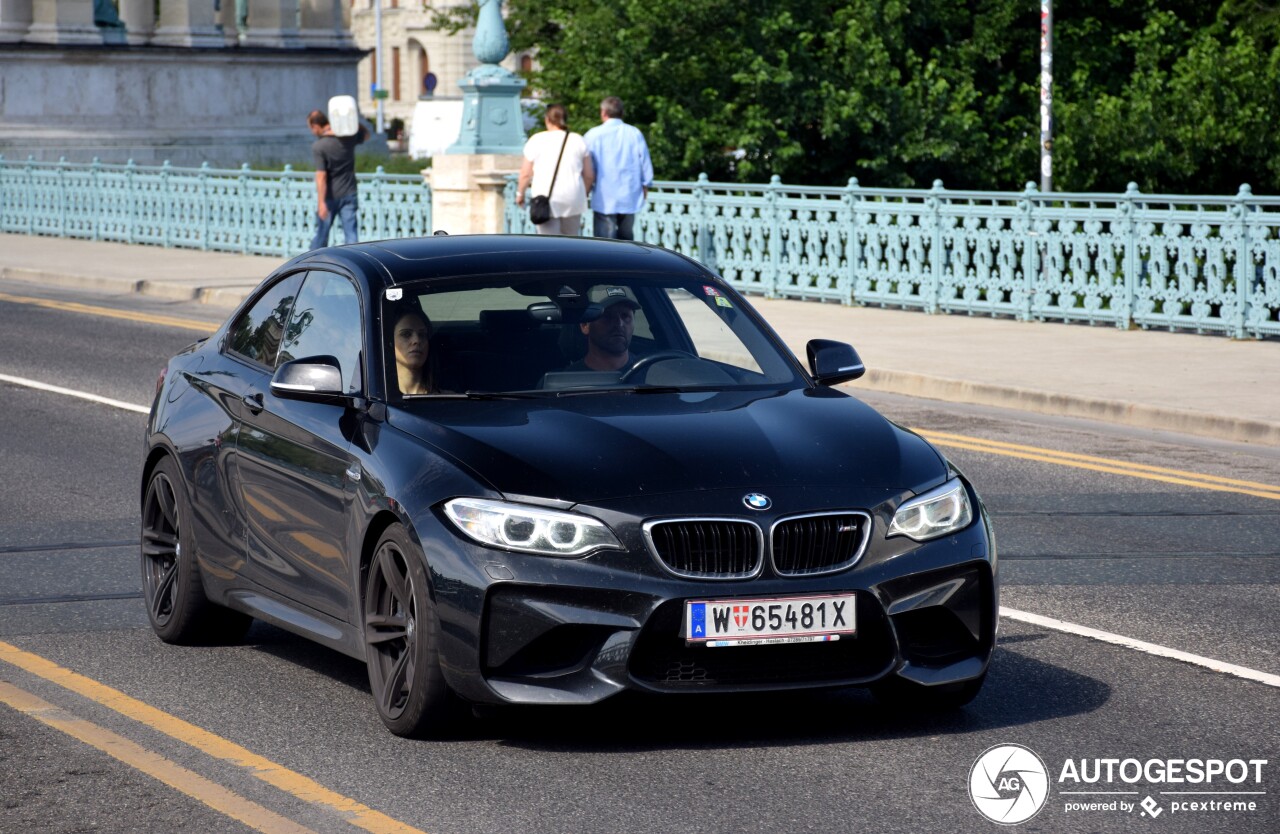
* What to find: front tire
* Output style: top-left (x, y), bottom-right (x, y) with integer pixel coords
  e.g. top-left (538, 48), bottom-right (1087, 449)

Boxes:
top-left (140, 456), bottom-right (251, 644)
top-left (363, 524), bottom-right (455, 737)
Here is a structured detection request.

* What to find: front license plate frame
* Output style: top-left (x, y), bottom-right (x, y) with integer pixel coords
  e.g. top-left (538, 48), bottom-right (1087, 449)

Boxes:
top-left (684, 593), bottom-right (856, 647)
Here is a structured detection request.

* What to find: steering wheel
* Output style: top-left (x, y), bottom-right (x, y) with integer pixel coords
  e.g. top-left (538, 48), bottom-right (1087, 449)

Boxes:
top-left (619, 350), bottom-right (698, 382)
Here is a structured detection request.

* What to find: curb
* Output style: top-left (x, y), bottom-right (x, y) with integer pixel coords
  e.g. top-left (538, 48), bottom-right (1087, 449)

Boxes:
top-left (2, 266), bottom-right (143, 296)
top-left (855, 369), bottom-right (1280, 447)
top-left (3, 266), bottom-right (255, 308)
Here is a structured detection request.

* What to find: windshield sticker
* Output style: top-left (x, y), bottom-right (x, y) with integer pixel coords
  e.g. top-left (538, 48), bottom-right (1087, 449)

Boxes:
top-left (715, 296), bottom-right (734, 308)
top-left (385, 288), bottom-right (403, 301)
top-left (703, 286), bottom-right (722, 297)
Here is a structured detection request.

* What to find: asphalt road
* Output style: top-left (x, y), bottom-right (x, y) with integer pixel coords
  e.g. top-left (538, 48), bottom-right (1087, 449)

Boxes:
top-left (0, 279), bottom-right (1276, 834)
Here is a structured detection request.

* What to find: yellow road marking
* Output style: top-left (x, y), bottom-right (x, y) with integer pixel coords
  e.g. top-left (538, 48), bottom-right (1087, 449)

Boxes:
top-left (917, 430), bottom-right (1280, 501)
top-left (0, 291), bottom-right (218, 333)
top-left (0, 681), bottom-right (316, 834)
top-left (0, 641), bottom-right (429, 834)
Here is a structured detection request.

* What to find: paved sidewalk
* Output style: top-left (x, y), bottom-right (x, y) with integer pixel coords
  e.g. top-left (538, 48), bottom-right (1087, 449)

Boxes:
top-left (3, 232), bottom-right (1278, 446)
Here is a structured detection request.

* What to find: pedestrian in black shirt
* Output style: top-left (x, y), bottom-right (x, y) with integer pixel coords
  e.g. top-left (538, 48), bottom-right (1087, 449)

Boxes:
top-left (307, 109), bottom-right (368, 250)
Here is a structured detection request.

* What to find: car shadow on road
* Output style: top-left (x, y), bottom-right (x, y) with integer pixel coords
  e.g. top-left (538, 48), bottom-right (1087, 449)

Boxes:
top-left (478, 643), bottom-right (1107, 752)
top-left (241, 621), bottom-right (372, 692)
top-left (240, 623), bottom-right (1107, 750)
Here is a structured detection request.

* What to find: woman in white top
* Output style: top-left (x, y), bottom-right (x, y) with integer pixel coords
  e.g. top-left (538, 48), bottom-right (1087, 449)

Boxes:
top-left (516, 104), bottom-right (595, 235)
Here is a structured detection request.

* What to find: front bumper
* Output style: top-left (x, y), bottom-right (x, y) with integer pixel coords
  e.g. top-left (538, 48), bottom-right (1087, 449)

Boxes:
top-left (419, 501), bottom-right (997, 706)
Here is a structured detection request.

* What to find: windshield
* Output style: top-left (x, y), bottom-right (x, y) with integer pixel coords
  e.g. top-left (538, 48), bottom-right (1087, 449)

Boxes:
top-left (381, 272), bottom-right (804, 398)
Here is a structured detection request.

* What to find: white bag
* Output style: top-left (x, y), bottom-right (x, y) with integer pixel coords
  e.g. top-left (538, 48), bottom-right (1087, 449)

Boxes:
top-left (328, 95), bottom-right (359, 138)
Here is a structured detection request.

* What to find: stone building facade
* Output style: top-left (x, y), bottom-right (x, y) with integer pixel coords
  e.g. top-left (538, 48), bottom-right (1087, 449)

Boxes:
top-left (0, 1), bottom-right (367, 167)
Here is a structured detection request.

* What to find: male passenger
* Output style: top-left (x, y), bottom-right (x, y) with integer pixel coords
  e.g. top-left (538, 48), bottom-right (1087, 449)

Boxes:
top-left (584, 97), bottom-right (653, 240)
top-left (566, 295), bottom-right (642, 372)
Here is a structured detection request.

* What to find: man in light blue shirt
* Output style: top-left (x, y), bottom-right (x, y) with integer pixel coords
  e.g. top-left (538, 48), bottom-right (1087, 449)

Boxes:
top-left (584, 97), bottom-right (654, 240)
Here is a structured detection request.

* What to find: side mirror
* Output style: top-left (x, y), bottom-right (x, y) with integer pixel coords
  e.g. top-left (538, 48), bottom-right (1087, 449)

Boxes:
top-left (271, 355), bottom-right (346, 400)
top-left (806, 339), bottom-right (865, 386)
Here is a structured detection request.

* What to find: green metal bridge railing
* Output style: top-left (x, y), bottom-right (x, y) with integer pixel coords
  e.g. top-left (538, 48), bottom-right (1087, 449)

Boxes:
top-left (505, 174), bottom-right (1280, 339)
top-left (3, 156), bottom-right (1276, 338)
top-left (0, 156), bottom-right (432, 259)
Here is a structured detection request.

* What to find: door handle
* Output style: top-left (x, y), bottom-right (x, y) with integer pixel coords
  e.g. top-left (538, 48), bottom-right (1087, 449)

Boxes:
top-left (241, 392), bottom-right (264, 414)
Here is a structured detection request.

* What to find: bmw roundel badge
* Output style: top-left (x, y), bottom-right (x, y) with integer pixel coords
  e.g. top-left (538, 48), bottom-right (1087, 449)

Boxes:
top-left (743, 493), bottom-right (772, 511)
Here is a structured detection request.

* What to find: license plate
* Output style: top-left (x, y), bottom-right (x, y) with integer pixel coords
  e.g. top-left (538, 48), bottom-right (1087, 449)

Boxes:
top-left (684, 593), bottom-right (856, 647)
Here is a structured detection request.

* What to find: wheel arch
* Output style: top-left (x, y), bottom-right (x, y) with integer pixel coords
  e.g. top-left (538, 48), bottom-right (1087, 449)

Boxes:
top-left (358, 510), bottom-right (413, 601)
top-left (140, 445), bottom-right (175, 510)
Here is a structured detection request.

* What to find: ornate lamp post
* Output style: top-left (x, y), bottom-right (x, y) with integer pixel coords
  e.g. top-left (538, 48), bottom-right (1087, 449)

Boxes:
top-left (446, 0), bottom-right (527, 155)
top-left (428, 0), bottom-right (527, 233)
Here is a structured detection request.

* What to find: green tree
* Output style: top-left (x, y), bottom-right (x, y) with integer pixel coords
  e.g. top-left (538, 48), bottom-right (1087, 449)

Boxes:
top-left (1053, 0), bottom-right (1280, 193)
top-left (503, 0), bottom-right (1280, 193)
top-left (507, 0), bottom-right (1039, 188)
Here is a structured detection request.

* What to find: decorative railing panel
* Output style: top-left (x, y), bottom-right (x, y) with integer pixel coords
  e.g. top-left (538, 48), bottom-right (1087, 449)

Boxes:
top-left (3, 156), bottom-right (1276, 338)
top-left (0, 157), bottom-right (432, 260)
top-left (503, 175), bottom-right (1279, 338)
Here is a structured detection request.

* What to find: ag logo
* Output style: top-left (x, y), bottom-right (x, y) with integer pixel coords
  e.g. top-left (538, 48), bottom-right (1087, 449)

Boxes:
top-left (968, 743), bottom-right (1049, 825)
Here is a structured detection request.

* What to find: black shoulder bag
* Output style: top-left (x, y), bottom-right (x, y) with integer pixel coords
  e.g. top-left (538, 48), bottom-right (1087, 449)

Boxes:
top-left (528, 131), bottom-right (570, 226)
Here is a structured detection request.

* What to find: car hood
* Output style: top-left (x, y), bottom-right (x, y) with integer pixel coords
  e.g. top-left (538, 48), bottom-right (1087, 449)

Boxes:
top-left (388, 387), bottom-right (946, 504)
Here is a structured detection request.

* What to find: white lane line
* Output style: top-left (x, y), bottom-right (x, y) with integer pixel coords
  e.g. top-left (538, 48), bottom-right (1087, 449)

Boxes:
top-left (5, 373), bottom-right (1278, 690)
top-left (1002, 606), bottom-right (1280, 689)
top-left (0, 373), bottom-right (150, 415)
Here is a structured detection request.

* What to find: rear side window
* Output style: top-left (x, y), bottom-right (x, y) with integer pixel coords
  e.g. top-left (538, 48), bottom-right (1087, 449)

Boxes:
top-left (226, 273), bottom-right (305, 369)
top-left (278, 271), bottom-right (364, 393)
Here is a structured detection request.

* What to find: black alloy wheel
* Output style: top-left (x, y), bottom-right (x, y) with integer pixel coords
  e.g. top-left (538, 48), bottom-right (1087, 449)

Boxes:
top-left (363, 524), bottom-right (455, 737)
top-left (140, 457), bottom-right (250, 644)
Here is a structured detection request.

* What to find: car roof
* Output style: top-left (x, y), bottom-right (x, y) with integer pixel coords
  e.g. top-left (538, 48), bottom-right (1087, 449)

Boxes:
top-left (345, 235), bottom-right (710, 284)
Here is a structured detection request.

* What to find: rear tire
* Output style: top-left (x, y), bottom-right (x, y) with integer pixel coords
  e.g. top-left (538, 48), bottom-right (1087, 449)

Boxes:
top-left (363, 524), bottom-right (457, 737)
top-left (140, 457), bottom-right (251, 644)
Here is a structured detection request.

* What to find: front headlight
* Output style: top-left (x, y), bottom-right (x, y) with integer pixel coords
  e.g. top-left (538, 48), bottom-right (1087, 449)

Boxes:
top-left (443, 498), bottom-right (622, 557)
top-left (887, 479), bottom-right (973, 541)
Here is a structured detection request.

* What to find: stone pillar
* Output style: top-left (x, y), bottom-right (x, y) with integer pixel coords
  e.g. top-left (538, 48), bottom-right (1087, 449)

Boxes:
top-left (0, 0), bottom-right (33, 42)
top-left (299, 0), bottom-right (342, 48)
top-left (333, 0), bottom-right (351, 48)
top-left (241, 0), bottom-right (302, 49)
top-left (152, 0), bottom-right (225, 47)
top-left (118, 0), bottom-right (155, 45)
top-left (24, 0), bottom-right (101, 44)
top-left (429, 154), bottom-right (523, 235)
top-left (217, 0), bottom-right (239, 45)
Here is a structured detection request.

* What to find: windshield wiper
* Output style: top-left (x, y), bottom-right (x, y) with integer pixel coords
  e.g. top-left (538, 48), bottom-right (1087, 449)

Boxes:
top-left (553, 385), bottom-right (693, 397)
top-left (456, 386), bottom-right (716, 400)
top-left (458, 390), bottom-right (551, 400)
